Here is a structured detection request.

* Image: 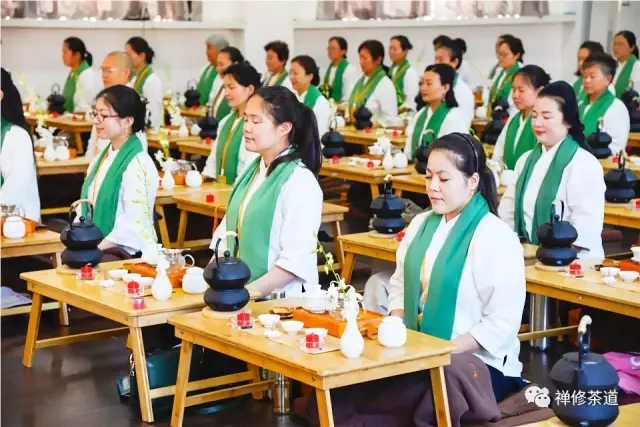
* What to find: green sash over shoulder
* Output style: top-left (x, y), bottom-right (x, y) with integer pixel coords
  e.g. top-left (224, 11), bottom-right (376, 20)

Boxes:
top-left (62, 60), bottom-right (90, 113)
top-left (514, 136), bottom-right (579, 244)
top-left (488, 63), bottom-right (520, 109)
top-left (579, 90), bottom-right (615, 137)
top-left (403, 193), bottom-right (489, 338)
top-left (322, 59), bottom-right (349, 102)
top-left (273, 70), bottom-right (289, 86)
top-left (614, 55), bottom-right (638, 98)
top-left (303, 85), bottom-right (323, 110)
top-left (215, 114), bottom-right (244, 184)
top-left (572, 77), bottom-right (583, 98)
top-left (197, 65), bottom-right (218, 105)
top-left (409, 103), bottom-right (450, 160)
top-left (133, 65), bottom-right (153, 95)
top-left (390, 59), bottom-right (411, 107)
top-left (503, 113), bottom-right (536, 170)
top-left (0, 118), bottom-right (13, 187)
top-left (214, 97), bottom-right (231, 122)
top-left (225, 156), bottom-right (299, 283)
top-left (80, 134), bottom-right (144, 237)
top-left (348, 66), bottom-right (387, 109)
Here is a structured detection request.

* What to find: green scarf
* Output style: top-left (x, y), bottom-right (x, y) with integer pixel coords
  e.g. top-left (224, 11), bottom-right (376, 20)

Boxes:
top-left (503, 113), bottom-right (537, 170)
top-left (80, 134), bottom-right (144, 237)
top-left (579, 89), bottom-right (615, 137)
top-left (0, 118), bottom-right (13, 187)
top-left (514, 136), bottom-right (579, 244)
top-left (614, 55), bottom-right (638, 98)
top-left (403, 192), bottom-right (489, 337)
top-left (572, 77), bottom-right (584, 99)
top-left (62, 60), bottom-right (90, 113)
top-left (196, 65), bottom-right (218, 105)
top-left (409, 103), bottom-right (451, 160)
top-left (302, 85), bottom-right (323, 110)
top-left (488, 63), bottom-right (520, 109)
top-left (322, 58), bottom-right (349, 102)
top-left (348, 66), bottom-right (387, 109)
top-left (270, 70), bottom-right (288, 87)
top-left (225, 157), bottom-right (299, 283)
top-left (390, 59), bottom-right (411, 107)
top-left (214, 97), bottom-right (231, 122)
top-left (133, 65), bottom-right (153, 95)
top-left (215, 114), bottom-right (244, 184)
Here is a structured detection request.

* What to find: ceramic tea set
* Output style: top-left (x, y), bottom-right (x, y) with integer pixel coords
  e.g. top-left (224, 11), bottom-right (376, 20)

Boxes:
top-left (160, 159), bottom-right (203, 190)
top-left (1, 204), bottom-right (27, 239)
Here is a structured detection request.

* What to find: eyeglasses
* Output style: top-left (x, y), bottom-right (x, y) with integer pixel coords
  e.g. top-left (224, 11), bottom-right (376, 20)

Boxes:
top-left (88, 110), bottom-right (119, 123)
top-left (100, 67), bottom-right (120, 75)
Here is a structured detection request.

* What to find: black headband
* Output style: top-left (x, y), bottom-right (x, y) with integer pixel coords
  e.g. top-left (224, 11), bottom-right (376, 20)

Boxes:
top-left (450, 132), bottom-right (479, 173)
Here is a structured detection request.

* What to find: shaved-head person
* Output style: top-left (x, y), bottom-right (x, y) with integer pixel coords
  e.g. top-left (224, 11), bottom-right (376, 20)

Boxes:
top-left (101, 51), bottom-right (134, 88)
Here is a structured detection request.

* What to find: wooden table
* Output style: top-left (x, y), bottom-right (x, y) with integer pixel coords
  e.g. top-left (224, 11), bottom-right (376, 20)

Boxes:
top-left (604, 201), bottom-right (640, 229)
top-left (391, 173), bottom-right (505, 197)
top-left (339, 127), bottom-right (405, 148)
top-left (1, 230), bottom-right (68, 324)
top-left (19, 260), bottom-right (211, 423)
top-left (177, 139), bottom-right (211, 159)
top-left (168, 298), bottom-right (456, 427)
top-left (472, 118), bottom-right (488, 140)
top-left (174, 192), bottom-right (349, 270)
top-left (523, 403), bottom-right (639, 426)
top-left (627, 132), bottom-right (640, 149)
top-left (600, 157), bottom-right (640, 174)
top-left (25, 114), bottom-right (93, 154)
top-left (146, 130), bottom-right (201, 151)
top-left (179, 106), bottom-right (206, 121)
top-left (319, 158), bottom-right (413, 198)
top-left (36, 156), bottom-right (93, 216)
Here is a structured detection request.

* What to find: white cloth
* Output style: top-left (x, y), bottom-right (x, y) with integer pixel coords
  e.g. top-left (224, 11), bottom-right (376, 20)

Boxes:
top-left (210, 160), bottom-right (322, 296)
top-left (321, 62), bottom-right (358, 103)
top-left (458, 60), bottom-right (483, 90)
top-left (491, 113), bottom-right (527, 167)
top-left (382, 210), bottom-right (526, 378)
top-left (454, 77), bottom-right (476, 126)
top-left (613, 59), bottom-right (640, 95)
top-left (579, 97), bottom-right (630, 155)
top-left (498, 143), bottom-right (605, 260)
top-left (391, 65), bottom-right (419, 112)
top-left (403, 106), bottom-right (469, 159)
top-left (0, 126), bottom-right (40, 221)
top-left (263, 72), bottom-right (294, 92)
top-left (295, 89), bottom-right (331, 139)
top-left (132, 72), bottom-right (163, 129)
top-left (86, 126), bottom-right (148, 159)
top-left (74, 67), bottom-right (102, 113)
top-left (197, 65), bottom-right (223, 105)
top-left (346, 74), bottom-right (398, 126)
top-left (80, 146), bottom-right (159, 254)
top-left (202, 115), bottom-right (259, 181)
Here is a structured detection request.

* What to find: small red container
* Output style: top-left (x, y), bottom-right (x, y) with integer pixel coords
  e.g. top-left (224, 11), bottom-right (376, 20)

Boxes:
top-left (127, 280), bottom-right (141, 297)
top-left (80, 265), bottom-right (94, 280)
top-left (395, 230), bottom-right (406, 242)
top-left (236, 311), bottom-right (251, 328)
top-left (366, 160), bottom-right (374, 168)
top-left (569, 262), bottom-right (582, 276)
top-left (612, 155), bottom-right (619, 164)
top-left (305, 333), bottom-right (320, 349)
top-left (331, 155), bottom-right (339, 164)
top-left (132, 297), bottom-right (146, 310)
top-left (634, 199), bottom-right (640, 210)
top-left (364, 127), bottom-right (372, 133)
top-left (205, 137), bottom-right (212, 144)
top-left (206, 193), bottom-right (215, 203)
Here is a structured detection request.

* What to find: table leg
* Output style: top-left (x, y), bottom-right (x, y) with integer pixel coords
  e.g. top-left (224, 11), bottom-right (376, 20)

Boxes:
top-left (180, 151), bottom-right (187, 160)
top-left (22, 292), bottom-right (43, 368)
top-left (171, 340), bottom-right (193, 427)
top-left (74, 132), bottom-right (84, 154)
top-left (176, 209), bottom-right (189, 248)
top-left (370, 184), bottom-right (380, 199)
top-left (331, 221), bottom-right (344, 271)
top-left (396, 190), bottom-right (404, 197)
top-left (130, 326), bottom-right (154, 423)
top-left (315, 388), bottom-right (335, 427)
top-left (51, 253), bottom-right (69, 326)
top-left (430, 366), bottom-right (452, 427)
top-left (156, 205), bottom-right (172, 249)
top-left (340, 252), bottom-right (356, 284)
top-left (247, 364), bottom-right (265, 400)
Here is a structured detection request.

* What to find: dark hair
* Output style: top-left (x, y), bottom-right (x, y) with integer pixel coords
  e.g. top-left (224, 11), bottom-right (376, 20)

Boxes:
top-left (358, 40), bottom-right (389, 74)
top-left (95, 84), bottom-right (148, 134)
top-left (219, 46), bottom-right (244, 64)
top-left (221, 62), bottom-right (261, 89)
top-left (428, 133), bottom-right (499, 215)
top-left (453, 38), bottom-right (467, 54)
top-left (1, 68), bottom-right (29, 134)
top-left (329, 36), bottom-right (348, 58)
top-left (264, 41), bottom-right (289, 63)
top-left (432, 34), bottom-right (451, 48)
top-left (615, 30), bottom-right (639, 58)
top-left (583, 52), bottom-right (617, 78)
top-left (575, 41), bottom-right (605, 76)
top-left (498, 33), bottom-right (513, 41)
top-left (391, 35), bottom-right (413, 51)
top-left (437, 38), bottom-right (464, 70)
top-left (513, 65), bottom-right (551, 90)
top-left (291, 55), bottom-right (321, 86)
top-left (424, 64), bottom-right (458, 109)
top-left (499, 35), bottom-right (525, 63)
top-left (251, 86), bottom-right (321, 177)
top-left (64, 36), bottom-right (93, 67)
top-left (538, 81), bottom-right (589, 152)
top-left (126, 36), bottom-right (155, 64)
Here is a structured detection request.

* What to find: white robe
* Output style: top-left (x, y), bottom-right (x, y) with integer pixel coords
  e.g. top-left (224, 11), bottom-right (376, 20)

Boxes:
top-left (346, 74), bottom-right (398, 126)
top-left (73, 67), bottom-right (102, 113)
top-left (492, 113), bottom-right (528, 168)
top-left (210, 159), bottom-right (322, 296)
top-left (391, 64), bottom-right (420, 112)
top-left (403, 106), bottom-right (469, 159)
top-left (80, 146), bottom-right (159, 254)
top-left (295, 89), bottom-right (332, 139)
top-left (458, 60), bottom-right (483, 90)
top-left (132, 72), bottom-right (163, 129)
top-left (262, 72), bottom-right (294, 92)
top-left (86, 126), bottom-right (148, 159)
top-left (320, 62), bottom-right (358, 103)
top-left (579, 97), bottom-right (630, 155)
top-left (0, 125), bottom-right (40, 221)
top-left (365, 210), bottom-right (526, 378)
top-left (498, 143), bottom-right (605, 260)
top-left (454, 77), bottom-right (476, 126)
top-left (612, 59), bottom-right (640, 95)
top-left (202, 115), bottom-right (259, 182)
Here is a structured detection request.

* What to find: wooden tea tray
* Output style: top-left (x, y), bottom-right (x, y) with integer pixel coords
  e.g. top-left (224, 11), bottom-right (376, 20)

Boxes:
top-left (292, 308), bottom-right (384, 338)
top-left (122, 262), bottom-right (186, 288)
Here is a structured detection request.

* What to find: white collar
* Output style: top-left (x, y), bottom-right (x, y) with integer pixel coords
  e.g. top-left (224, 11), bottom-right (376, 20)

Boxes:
top-left (541, 141), bottom-right (563, 157)
top-left (259, 148), bottom-right (293, 172)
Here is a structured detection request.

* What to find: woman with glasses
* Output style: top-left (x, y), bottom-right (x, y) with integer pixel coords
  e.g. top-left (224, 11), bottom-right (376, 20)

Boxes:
top-left (486, 35), bottom-right (525, 115)
top-left (81, 85), bottom-right (158, 260)
top-left (612, 30), bottom-right (640, 98)
top-left (61, 37), bottom-right (101, 113)
top-left (125, 37), bottom-right (163, 129)
top-left (209, 47), bottom-right (245, 122)
top-left (320, 36), bottom-right (357, 103)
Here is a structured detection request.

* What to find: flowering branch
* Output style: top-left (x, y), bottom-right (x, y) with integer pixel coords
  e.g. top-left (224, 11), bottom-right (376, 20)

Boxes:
top-left (312, 233), bottom-right (362, 305)
top-left (132, 156), bottom-right (158, 246)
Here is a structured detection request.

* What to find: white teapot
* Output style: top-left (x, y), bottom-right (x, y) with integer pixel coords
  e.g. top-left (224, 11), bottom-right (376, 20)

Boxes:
top-left (3, 216), bottom-right (26, 239)
top-left (190, 123), bottom-right (201, 136)
top-left (393, 151), bottom-right (408, 168)
top-left (43, 143), bottom-right (57, 162)
top-left (55, 145), bottom-right (70, 160)
top-left (178, 121), bottom-right (189, 137)
top-left (185, 164), bottom-right (202, 188)
top-left (182, 266), bottom-right (207, 294)
top-left (161, 171), bottom-right (175, 190)
top-left (382, 150), bottom-right (394, 171)
top-left (377, 316), bottom-right (407, 348)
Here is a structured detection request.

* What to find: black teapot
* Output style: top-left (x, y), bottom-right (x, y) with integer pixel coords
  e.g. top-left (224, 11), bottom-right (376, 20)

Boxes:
top-left (621, 86), bottom-right (640, 132)
top-left (535, 201), bottom-right (578, 267)
top-left (413, 130), bottom-right (435, 174)
top-left (60, 199), bottom-right (104, 269)
top-left (198, 105), bottom-right (219, 140)
top-left (549, 315), bottom-right (619, 427)
top-left (353, 105), bottom-right (373, 130)
top-left (483, 99), bottom-right (510, 145)
top-left (183, 80), bottom-right (201, 109)
top-left (321, 117), bottom-right (346, 158)
top-left (203, 232), bottom-right (251, 312)
top-left (47, 83), bottom-right (66, 114)
top-left (370, 176), bottom-right (406, 234)
top-left (604, 154), bottom-right (637, 203)
top-left (587, 118), bottom-right (612, 159)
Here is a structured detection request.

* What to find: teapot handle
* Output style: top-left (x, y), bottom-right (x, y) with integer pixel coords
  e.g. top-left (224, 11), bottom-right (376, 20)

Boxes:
top-left (213, 231), bottom-right (239, 268)
top-left (69, 198), bottom-right (94, 228)
top-left (549, 200), bottom-right (565, 223)
top-left (383, 174), bottom-right (393, 194)
top-left (619, 151), bottom-right (626, 170)
top-left (577, 315), bottom-right (592, 369)
top-left (329, 117), bottom-right (338, 132)
top-left (51, 83), bottom-right (61, 94)
top-left (187, 79), bottom-right (198, 91)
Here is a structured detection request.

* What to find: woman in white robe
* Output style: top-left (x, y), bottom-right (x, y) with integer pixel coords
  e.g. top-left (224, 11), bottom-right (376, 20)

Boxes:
top-left (499, 81), bottom-right (605, 260)
top-left (434, 38), bottom-right (476, 126)
top-left (290, 55), bottom-right (331, 139)
top-left (262, 41), bottom-right (294, 92)
top-left (61, 37), bottom-right (101, 113)
top-left (208, 47), bottom-right (245, 122)
top-left (486, 35), bottom-right (525, 116)
top-left (388, 35), bottom-right (420, 112)
top-left (612, 30), bottom-right (640, 98)
top-left (210, 86), bottom-right (323, 297)
top-left (320, 36), bottom-right (358, 104)
top-left (126, 37), bottom-right (163, 129)
top-left (194, 35), bottom-right (229, 106)
top-left (571, 41), bottom-right (605, 98)
top-left (0, 68), bottom-right (40, 222)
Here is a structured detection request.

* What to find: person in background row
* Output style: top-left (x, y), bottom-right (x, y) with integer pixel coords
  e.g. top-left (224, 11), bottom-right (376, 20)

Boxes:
top-left (320, 36), bottom-right (357, 103)
top-left (488, 34), bottom-right (513, 80)
top-left (290, 55), bottom-right (331, 138)
top-left (487, 34), bottom-right (524, 115)
top-left (125, 36), bottom-right (163, 128)
top-left (434, 37), bottom-right (475, 126)
top-left (0, 68), bottom-right (40, 222)
top-left (262, 40), bottom-right (293, 91)
top-left (388, 35), bottom-right (419, 112)
top-left (612, 30), bottom-right (640, 98)
top-left (195, 34), bottom-right (229, 106)
top-left (572, 40), bottom-right (605, 98)
top-left (86, 51), bottom-right (148, 158)
top-left (61, 36), bottom-right (101, 113)
top-left (209, 46), bottom-right (245, 122)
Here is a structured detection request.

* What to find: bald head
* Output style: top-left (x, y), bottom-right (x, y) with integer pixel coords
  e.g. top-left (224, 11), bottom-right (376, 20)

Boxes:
top-left (101, 51), bottom-right (134, 87)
